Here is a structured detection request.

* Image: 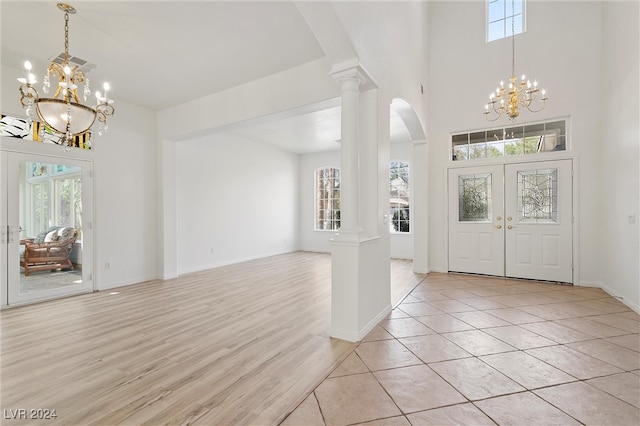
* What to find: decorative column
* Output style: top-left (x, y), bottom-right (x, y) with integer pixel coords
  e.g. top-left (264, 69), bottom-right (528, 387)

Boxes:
top-left (331, 64), bottom-right (367, 240)
top-left (328, 61), bottom-right (391, 342)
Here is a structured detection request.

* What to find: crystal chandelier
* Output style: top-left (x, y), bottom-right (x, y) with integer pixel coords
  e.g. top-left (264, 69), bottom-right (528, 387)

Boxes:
top-left (484, 1), bottom-right (547, 121)
top-left (18, 3), bottom-right (114, 148)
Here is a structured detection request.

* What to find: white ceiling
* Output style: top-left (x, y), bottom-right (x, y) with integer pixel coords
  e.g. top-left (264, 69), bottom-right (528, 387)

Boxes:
top-left (1, 1), bottom-right (412, 153)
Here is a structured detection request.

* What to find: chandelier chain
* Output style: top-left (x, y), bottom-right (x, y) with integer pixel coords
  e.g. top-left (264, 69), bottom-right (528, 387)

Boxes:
top-left (511, 0), bottom-right (515, 77)
top-left (64, 11), bottom-right (70, 63)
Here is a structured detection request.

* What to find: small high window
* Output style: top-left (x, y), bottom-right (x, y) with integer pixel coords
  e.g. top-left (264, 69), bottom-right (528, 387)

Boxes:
top-left (315, 167), bottom-right (340, 231)
top-left (487, 0), bottom-right (524, 42)
top-left (390, 161), bottom-right (410, 233)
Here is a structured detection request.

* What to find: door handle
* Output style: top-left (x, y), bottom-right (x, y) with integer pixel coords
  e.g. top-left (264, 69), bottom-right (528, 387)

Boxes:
top-left (508, 225), bottom-right (516, 229)
top-left (507, 216), bottom-right (513, 221)
top-left (494, 224), bottom-right (502, 229)
top-left (496, 216), bottom-right (502, 221)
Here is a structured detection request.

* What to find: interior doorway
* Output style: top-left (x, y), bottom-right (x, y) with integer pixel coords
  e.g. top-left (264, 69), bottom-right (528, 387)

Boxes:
top-left (1, 150), bottom-right (94, 306)
top-left (448, 159), bottom-right (573, 283)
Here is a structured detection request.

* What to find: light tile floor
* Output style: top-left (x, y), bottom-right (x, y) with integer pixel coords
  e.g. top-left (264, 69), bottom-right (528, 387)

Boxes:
top-left (281, 273), bottom-right (640, 426)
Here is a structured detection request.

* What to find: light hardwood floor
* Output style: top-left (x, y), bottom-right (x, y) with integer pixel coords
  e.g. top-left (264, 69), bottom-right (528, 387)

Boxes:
top-left (1, 252), bottom-right (423, 425)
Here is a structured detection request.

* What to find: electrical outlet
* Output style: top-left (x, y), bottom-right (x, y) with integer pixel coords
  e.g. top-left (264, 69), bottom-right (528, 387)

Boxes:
top-left (629, 214), bottom-right (636, 224)
top-left (210, 248), bottom-right (215, 254)
top-left (105, 262), bottom-right (111, 269)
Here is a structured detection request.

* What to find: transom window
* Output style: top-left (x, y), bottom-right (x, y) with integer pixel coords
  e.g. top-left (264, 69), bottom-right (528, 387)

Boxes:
top-left (390, 161), bottom-right (410, 233)
top-left (487, 0), bottom-right (524, 42)
top-left (315, 167), bottom-right (340, 231)
top-left (451, 120), bottom-right (566, 162)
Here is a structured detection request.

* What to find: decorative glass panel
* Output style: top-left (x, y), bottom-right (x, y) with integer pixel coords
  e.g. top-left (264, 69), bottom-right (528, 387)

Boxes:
top-left (517, 169), bottom-right (558, 222)
top-left (458, 173), bottom-right (492, 222)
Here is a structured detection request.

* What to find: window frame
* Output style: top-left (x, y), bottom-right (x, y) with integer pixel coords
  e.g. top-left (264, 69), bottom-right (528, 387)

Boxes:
top-left (389, 160), bottom-right (411, 234)
top-left (451, 119), bottom-right (568, 163)
top-left (487, 0), bottom-right (526, 42)
top-left (314, 166), bottom-right (341, 231)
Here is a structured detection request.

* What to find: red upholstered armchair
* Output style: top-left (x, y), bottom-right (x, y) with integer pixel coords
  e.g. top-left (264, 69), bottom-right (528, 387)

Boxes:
top-left (20, 227), bottom-right (78, 276)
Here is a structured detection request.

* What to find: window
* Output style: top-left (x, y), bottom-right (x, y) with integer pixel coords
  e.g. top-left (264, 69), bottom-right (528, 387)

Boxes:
top-left (487, 0), bottom-right (524, 42)
top-left (452, 120), bottom-right (566, 162)
top-left (390, 161), bottom-right (410, 233)
top-left (315, 167), bottom-right (340, 230)
top-left (25, 162), bottom-right (83, 239)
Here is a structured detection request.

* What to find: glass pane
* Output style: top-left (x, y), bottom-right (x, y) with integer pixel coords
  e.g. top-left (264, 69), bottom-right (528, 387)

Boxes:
top-left (20, 161), bottom-right (83, 293)
top-left (488, 20), bottom-right (504, 41)
top-left (390, 161), bottom-right (410, 233)
top-left (458, 173), bottom-right (492, 222)
top-left (30, 163), bottom-right (49, 177)
top-left (469, 142), bottom-right (487, 159)
top-left (513, 0), bottom-right (523, 15)
top-left (488, 0), bottom-right (505, 22)
top-left (517, 169), bottom-right (558, 223)
top-left (487, 140), bottom-right (505, 157)
top-left (315, 167), bottom-right (340, 230)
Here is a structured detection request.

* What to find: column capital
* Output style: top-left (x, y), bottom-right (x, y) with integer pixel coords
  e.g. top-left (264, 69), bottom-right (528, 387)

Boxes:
top-left (330, 59), bottom-right (376, 90)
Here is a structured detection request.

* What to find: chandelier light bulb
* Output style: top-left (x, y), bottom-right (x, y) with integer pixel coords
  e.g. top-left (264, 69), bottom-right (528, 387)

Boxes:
top-left (24, 61), bottom-right (32, 71)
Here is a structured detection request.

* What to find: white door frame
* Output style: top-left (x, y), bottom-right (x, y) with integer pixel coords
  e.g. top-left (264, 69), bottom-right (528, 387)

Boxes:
top-left (1, 137), bottom-right (95, 307)
top-left (446, 155), bottom-right (578, 283)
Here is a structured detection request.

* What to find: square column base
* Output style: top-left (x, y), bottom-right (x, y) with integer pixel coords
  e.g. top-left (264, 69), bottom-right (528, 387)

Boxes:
top-left (329, 236), bottom-right (391, 342)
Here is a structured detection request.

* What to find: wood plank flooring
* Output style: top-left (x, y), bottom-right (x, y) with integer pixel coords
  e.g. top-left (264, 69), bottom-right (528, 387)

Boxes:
top-left (1, 252), bottom-right (424, 425)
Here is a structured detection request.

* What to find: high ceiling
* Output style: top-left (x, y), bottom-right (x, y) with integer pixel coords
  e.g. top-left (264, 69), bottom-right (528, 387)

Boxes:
top-left (1, 1), bottom-right (412, 152)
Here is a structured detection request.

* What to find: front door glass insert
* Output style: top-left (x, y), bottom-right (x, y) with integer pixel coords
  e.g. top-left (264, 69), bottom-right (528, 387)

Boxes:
top-left (458, 173), bottom-right (492, 222)
top-left (517, 168), bottom-right (558, 223)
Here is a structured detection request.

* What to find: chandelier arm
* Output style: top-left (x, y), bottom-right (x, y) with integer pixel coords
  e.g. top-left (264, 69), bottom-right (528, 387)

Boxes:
top-left (525, 98), bottom-right (547, 113)
top-left (19, 85), bottom-right (38, 107)
top-left (96, 104), bottom-right (115, 123)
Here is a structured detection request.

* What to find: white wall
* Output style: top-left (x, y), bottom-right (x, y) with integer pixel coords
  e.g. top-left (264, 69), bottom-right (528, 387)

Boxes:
top-left (600, 1), bottom-right (640, 311)
top-left (175, 133), bottom-right (298, 274)
top-left (426, 1), bottom-right (605, 288)
top-left (94, 99), bottom-right (158, 289)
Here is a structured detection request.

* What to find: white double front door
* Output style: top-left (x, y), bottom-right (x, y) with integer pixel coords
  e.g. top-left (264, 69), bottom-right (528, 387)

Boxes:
top-left (448, 159), bottom-right (573, 283)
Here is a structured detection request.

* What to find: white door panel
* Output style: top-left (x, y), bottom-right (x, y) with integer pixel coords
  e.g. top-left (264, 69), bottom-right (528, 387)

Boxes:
top-left (505, 160), bottom-right (572, 282)
top-left (448, 165), bottom-right (504, 276)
